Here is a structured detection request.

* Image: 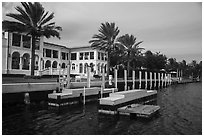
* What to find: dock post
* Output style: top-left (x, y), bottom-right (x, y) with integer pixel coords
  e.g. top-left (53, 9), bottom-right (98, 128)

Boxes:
top-left (132, 70), bottom-right (135, 89)
top-left (66, 61), bottom-right (71, 89)
top-left (164, 73), bottom-right (167, 87)
top-left (158, 73), bottom-right (160, 88)
top-left (181, 70), bottom-right (183, 81)
top-left (101, 85), bottom-right (103, 98)
top-left (161, 73), bottom-right (164, 88)
top-left (139, 71), bottom-right (142, 89)
top-left (83, 87), bottom-right (86, 105)
top-left (102, 67), bottom-right (105, 89)
top-left (59, 64), bottom-right (61, 92)
top-left (87, 66), bottom-right (91, 88)
top-left (114, 69), bottom-right (118, 89)
top-left (124, 69), bottom-right (127, 91)
top-left (170, 74), bottom-right (172, 85)
top-left (145, 71), bottom-right (148, 89)
top-left (154, 72), bottom-right (157, 88)
top-left (24, 92), bottom-right (30, 105)
top-left (150, 72), bottom-right (152, 89)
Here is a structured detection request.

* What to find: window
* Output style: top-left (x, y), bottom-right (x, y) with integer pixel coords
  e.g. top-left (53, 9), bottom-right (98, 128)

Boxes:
top-left (72, 63), bottom-right (75, 70)
top-left (45, 49), bottom-right (51, 58)
top-left (84, 63), bottom-right (88, 73)
top-left (12, 52), bottom-right (20, 69)
top-left (101, 53), bottom-right (104, 60)
top-left (61, 52), bottom-right (66, 60)
top-left (85, 52), bottom-right (89, 60)
top-left (53, 50), bottom-right (58, 58)
top-left (66, 53), bottom-right (69, 60)
top-left (71, 53), bottom-right (77, 60)
top-left (35, 37), bottom-right (40, 50)
top-left (12, 33), bottom-right (21, 47)
top-left (23, 35), bottom-right (31, 48)
top-left (22, 53), bottom-right (30, 70)
top-left (105, 53), bottom-right (107, 61)
top-left (79, 63), bottom-right (83, 73)
top-left (62, 63), bottom-right (66, 68)
top-left (45, 60), bottom-right (51, 68)
top-left (98, 52), bottom-right (101, 60)
top-left (79, 52), bottom-right (84, 60)
top-left (52, 61), bottom-right (58, 68)
top-left (35, 55), bottom-right (39, 70)
top-left (90, 52), bottom-right (94, 59)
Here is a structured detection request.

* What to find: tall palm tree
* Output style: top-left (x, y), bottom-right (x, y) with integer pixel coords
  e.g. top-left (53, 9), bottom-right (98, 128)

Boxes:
top-left (117, 34), bottom-right (143, 77)
top-left (2, 2), bottom-right (62, 76)
top-left (89, 22), bottom-right (120, 76)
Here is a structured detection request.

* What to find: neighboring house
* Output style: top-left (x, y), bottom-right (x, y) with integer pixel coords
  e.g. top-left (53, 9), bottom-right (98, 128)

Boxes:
top-left (2, 31), bottom-right (107, 76)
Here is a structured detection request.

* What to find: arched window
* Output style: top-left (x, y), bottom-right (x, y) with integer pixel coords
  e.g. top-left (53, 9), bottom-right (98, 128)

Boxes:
top-left (45, 60), bottom-right (51, 68)
top-left (90, 63), bottom-right (94, 72)
top-left (52, 61), bottom-right (58, 68)
top-left (104, 64), bottom-right (107, 73)
top-left (61, 63), bottom-right (65, 68)
top-left (101, 64), bottom-right (104, 73)
top-left (22, 53), bottom-right (30, 70)
top-left (79, 63), bottom-right (83, 73)
top-left (72, 63), bottom-right (75, 70)
top-left (12, 52), bottom-right (20, 69)
top-left (84, 63), bottom-right (88, 74)
top-left (35, 55), bottom-right (39, 70)
top-left (97, 63), bottom-right (100, 72)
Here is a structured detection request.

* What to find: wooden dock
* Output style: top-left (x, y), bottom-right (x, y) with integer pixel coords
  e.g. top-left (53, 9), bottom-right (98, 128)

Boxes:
top-left (117, 104), bottom-right (160, 118)
top-left (48, 87), bottom-right (118, 107)
top-left (98, 89), bottom-right (158, 115)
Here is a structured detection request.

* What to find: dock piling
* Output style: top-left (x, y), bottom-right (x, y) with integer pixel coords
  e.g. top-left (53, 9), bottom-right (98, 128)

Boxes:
top-left (145, 71), bottom-right (148, 89)
top-left (132, 70), bottom-right (135, 89)
top-left (158, 73), bottom-right (160, 88)
top-left (83, 86), bottom-right (86, 105)
top-left (24, 92), bottom-right (30, 105)
top-left (124, 70), bottom-right (127, 91)
top-left (139, 71), bottom-right (142, 89)
top-left (154, 72), bottom-right (157, 88)
top-left (114, 69), bottom-right (118, 89)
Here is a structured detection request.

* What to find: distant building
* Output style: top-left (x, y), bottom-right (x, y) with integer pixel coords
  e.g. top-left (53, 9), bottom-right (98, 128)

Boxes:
top-left (2, 31), bottom-right (107, 76)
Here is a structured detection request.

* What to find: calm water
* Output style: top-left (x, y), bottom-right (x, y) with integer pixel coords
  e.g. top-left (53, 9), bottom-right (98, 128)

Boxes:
top-left (2, 83), bottom-right (202, 135)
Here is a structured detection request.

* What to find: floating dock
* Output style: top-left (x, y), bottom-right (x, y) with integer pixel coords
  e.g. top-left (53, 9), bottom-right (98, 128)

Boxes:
top-left (48, 87), bottom-right (118, 107)
top-left (118, 104), bottom-right (160, 118)
top-left (98, 89), bottom-right (157, 115)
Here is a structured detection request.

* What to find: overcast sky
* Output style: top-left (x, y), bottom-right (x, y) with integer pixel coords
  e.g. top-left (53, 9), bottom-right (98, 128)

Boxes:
top-left (2, 2), bottom-right (202, 63)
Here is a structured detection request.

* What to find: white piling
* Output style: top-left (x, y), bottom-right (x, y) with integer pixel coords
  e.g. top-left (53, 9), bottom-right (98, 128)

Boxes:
top-left (87, 66), bottom-right (91, 88)
top-left (24, 92), bottom-right (30, 105)
top-left (139, 71), bottom-right (142, 89)
top-left (124, 70), bottom-right (127, 91)
top-left (66, 62), bottom-right (71, 88)
top-left (150, 72), bottom-right (152, 89)
top-left (101, 85), bottom-right (103, 98)
top-left (158, 73), bottom-right (160, 88)
top-left (145, 71), bottom-right (148, 89)
top-left (83, 86), bottom-right (86, 105)
top-left (161, 73), bottom-right (164, 88)
top-left (164, 73), bottom-right (167, 87)
top-left (132, 70), bottom-right (135, 89)
top-left (154, 72), bottom-right (157, 88)
top-left (114, 69), bottom-right (118, 89)
top-left (102, 68), bottom-right (105, 89)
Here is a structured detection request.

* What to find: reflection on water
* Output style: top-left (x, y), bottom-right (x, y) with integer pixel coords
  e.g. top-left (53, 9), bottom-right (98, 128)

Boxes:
top-left (2, 83), bottom-right (202, 135)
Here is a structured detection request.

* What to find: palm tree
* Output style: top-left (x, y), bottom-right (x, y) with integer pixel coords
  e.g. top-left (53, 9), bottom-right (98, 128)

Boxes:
top-left (117, 34), bottom-right (143, 77)
top-left (2, 2), bottom-right (62, 76)
top-left (89, 22), bottom-right (120, 76)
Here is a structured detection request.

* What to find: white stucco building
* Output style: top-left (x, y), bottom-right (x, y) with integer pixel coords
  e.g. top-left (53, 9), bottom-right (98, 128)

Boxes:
top-left (2, 31), bottom-right (107, 76)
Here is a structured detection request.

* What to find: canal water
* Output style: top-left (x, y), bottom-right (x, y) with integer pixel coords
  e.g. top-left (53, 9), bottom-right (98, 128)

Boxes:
top-left (2, 83), bottom-right (202, 135)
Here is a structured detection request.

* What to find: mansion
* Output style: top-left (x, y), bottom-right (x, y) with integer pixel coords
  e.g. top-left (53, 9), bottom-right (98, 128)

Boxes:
top-left (2, 32), bottom-right (108, 77)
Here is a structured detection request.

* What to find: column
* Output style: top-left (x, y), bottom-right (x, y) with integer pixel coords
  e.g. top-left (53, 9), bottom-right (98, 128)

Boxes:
top-left (158, 73), bottom-right (160, 88)
top-left (87, 66), bottom-right (91, 88)
top-left (19, 56), bottom-right (23, 70)
top-left (66, 61), bottom-right (71, 88)
top-left (161, 73), bottom-right (164, 88)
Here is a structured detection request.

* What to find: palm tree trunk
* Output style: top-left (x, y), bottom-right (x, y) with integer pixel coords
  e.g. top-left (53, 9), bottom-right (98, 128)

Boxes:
top-left (31, 35), bottom-right (36, 76)
top-left (127, 60), bottom-right (130, 77)
top-left (107, 52), bottom-right (110, 77)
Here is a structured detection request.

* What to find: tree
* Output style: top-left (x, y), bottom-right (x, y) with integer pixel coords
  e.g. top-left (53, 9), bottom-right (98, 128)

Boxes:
top-left (89, 22), bottom-right (120, 76)
top-left (2, 2), bottom-right (62, 76)
top-left (117, 34), bottom-right (143, 76)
